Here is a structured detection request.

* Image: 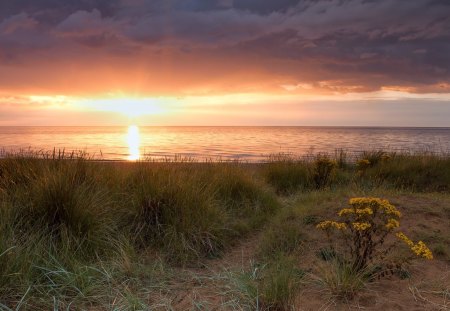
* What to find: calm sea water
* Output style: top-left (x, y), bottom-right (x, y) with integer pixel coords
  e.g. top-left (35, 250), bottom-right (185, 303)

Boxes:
top-left (0, 126), bottom-right (449, 161)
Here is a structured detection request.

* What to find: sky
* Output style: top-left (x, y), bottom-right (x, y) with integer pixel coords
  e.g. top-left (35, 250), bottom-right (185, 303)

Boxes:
top-left (0, 0), bottom-right (449, 126)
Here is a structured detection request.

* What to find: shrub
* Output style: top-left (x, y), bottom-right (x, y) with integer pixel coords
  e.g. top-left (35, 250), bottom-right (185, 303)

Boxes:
top-left (316, 197), bottom-right (433, 271)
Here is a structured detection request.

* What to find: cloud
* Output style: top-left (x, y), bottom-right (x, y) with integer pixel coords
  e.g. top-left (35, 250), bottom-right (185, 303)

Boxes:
top-left (0, 0), bottom-right (448, 96)
top-left (56, 9), bottom-right (110, 36)
top-left (0, 12), bottom-right (38, 34)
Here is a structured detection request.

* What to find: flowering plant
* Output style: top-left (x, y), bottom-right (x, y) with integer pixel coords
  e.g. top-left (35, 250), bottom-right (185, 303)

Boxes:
top-left (317, 197), bottom-right (432, 271)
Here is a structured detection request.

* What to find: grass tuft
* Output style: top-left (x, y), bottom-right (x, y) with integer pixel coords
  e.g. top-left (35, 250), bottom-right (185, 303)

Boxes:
top-left (313, 260), bottom-right (369, 300)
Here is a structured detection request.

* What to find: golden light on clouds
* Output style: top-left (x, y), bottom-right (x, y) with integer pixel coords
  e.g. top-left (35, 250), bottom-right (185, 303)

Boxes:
top-left (0, 0), bottom-right (449, 128)
top-left (77, 97), bottom-right (166, 117)
top-left (0, 89), bottom-right (447, 126)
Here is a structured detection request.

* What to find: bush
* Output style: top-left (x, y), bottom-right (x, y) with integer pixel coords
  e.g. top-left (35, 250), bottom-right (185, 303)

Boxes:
top-left (317, 197), bottom-right (433, 271)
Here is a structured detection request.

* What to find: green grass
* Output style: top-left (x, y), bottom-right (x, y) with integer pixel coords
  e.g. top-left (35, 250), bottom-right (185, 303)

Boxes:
top-left (0, 150), bottom-right (449, 309)
top-left (262, 155), bottom-right (310, 194)
top-left (226, 255), bottom-right (304, 310)
top-left (258, 255), bottom-right (304, 310)
top-left (262, 153), bottom-right (353, 194)
top-left (362, 153), bottom-right (450, 191)
top-left (0, 154), bottom-right (281, 308)
top-left (121, 164), bottom-right (227, 264)
top-left (313, 259), bottom-right (369, 300)
top-left (257, 207), bottom-right (308, 260)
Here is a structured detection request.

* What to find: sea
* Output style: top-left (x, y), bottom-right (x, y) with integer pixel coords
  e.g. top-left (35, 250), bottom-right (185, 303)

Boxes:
top-left (0, 126), bottom-right (449, 162)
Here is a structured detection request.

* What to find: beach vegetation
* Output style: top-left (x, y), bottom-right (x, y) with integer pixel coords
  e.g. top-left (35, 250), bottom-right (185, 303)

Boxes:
top-left (0, 151), bottom-right (449, 309)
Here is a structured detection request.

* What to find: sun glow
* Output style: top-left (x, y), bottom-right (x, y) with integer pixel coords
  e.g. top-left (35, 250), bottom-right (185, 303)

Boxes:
top-left (127, 125), bottom-right (140, 161)
top-left (78, 97), bottom-right (165, 117)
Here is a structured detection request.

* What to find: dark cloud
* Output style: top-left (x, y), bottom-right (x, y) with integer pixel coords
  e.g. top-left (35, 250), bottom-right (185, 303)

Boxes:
top-left (0, 0), bottom-right (119, 24)
top-left (116, 0), bottom-right (301, 15)
top-left (232, 0), bottom-right (301, 14)
top-left (0, 0), bottom-right (449, 95)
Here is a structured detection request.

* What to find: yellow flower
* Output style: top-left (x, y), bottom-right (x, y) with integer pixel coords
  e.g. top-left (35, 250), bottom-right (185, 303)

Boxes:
top-left (316, 221), bottom-right (347, 230)
top-left (349, 197), bottom-right (381, 206)
top-left (379, 202), bottom-right (401, 217)
top-left (349, 197), bottom-right (401, 218)
top-left (316, 220), bottom-right (331, 229)
top-left (397, 233), bottom-right (433, 259)
top-left (396, 232), bottom-right (414, 247)
top-left (386, 218), bottom-right (400, 230)
top-left (332, 222), bottom-right (347, 230)
top-left (338, 208), bottom-right (354, 216)
top-left (355, 207), bottom-right (373, 215)
top-left (411, 241), bottom-right (433, 260)
top-left (352, 222), bottom-right (372, 231)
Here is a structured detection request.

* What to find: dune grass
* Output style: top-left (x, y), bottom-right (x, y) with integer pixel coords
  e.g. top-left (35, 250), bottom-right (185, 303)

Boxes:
top-left (0, 153), bottom-right (282, 308)
top-left (362, 153), bottom-right (450, 191)
top-left (0, 150), bottom-right (449, 309)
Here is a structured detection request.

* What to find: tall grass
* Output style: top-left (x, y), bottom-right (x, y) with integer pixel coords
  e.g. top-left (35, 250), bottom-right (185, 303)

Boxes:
top-left (0, 150), bottom-right (449, 308)
top-left (259, 255), bottom-right (304, 310)
top-left (117, 162), bottom-right (280, 264)
top-left (8, 161), bottom-right (119, 260)
top-left (262, 156), bottom-right (310, 194)
top-left (258, 208), bottom-right (308, 260)
top-left (262, 153), bottom-right (345, 194)
top-left (206, 163), bottom-right (280, 231)
top-left (363, 153), bottom-right (450, 191)
top-left (122, 164), bottom-right (227, 264)
top-left (0, 208), bottom-right (33, 303)
top-left (263, 151), bottom-right (450, 194)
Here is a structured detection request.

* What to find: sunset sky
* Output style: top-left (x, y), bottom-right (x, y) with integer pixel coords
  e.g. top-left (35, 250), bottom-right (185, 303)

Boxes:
top-left (1, 0), bottom-right (449, 126)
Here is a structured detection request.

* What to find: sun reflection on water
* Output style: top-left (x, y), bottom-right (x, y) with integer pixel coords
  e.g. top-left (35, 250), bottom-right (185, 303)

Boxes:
top-left (127, 125), bottom-right (140, 160)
